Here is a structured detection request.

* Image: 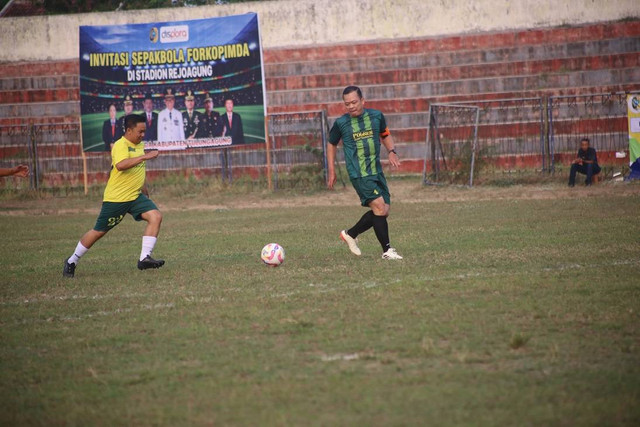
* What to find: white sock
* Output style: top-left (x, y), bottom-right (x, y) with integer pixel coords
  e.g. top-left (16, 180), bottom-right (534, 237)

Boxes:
top-left (68, 242), bottom-right (89, 265)
top-left (140, 236), bottom-right (157, 261)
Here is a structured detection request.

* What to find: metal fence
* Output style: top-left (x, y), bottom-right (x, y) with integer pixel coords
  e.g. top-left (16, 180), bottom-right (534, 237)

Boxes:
top-left (268, 111), bottom-right (328, 190)
top-left (1, 93), bottom-right (635, 190)
top-left (549, 92), bottom-right (631, 172)
top-left (423, 98), bottom-right (545, 185)
top-left (0, 122), bottom-right (82, 190)
top-left (0, 112), bottom-right (329, 191)
top-left (422, 103), bottom-right (481, 186)
top-left (423, 92), bottom-right (635, 185)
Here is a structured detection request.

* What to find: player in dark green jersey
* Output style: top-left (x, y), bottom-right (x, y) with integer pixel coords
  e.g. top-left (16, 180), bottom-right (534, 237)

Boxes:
top-left (327, 86), bottom-right (403, 260)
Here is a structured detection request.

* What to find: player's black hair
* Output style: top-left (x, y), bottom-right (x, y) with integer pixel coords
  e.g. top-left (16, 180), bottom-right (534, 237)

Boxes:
top-left (144, 93), bottom-right (153, 101)
top-left (223, 96), bottom-right (234, 104)
top-left (107, 103), bottom-right (117, 111)
top-left (342, 86), bottom-right (363, 99)
top-left (124, 114), bottom-right (145, 131)
top-left (580, 137), bottom-right (590, 144)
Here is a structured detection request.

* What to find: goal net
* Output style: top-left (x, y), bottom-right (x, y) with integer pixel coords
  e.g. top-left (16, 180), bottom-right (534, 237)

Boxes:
top-left (422, 104), bottom-right (480, 186)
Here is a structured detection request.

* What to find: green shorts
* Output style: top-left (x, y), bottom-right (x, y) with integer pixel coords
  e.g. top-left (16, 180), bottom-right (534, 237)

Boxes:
top-left (94, 193), bottom-right (158, 232)
top-left (351, 173), bottom-right (391, 207)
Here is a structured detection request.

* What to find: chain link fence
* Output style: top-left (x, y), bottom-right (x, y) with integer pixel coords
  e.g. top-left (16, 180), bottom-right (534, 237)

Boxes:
top-left (0, 124), bottom-right (34, 189)
top-left (423, 98), bottom-right (545, 185)
top-left (268, 111), bottom-right (328, 190)
top-left (2, 94), bottom-right (635, 191)
top-left (549, 92), bottom-right (633, 175)
top-left (0, 112), bottom-right (330, 191)
top-left (422, 104), bottom-right (480, 185)
top-left (423, 92), bottom-right (635, 185)
top-left (0, 122), bottom-right (83, 190)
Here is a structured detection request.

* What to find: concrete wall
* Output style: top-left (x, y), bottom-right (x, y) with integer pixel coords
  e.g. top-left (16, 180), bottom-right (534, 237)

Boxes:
top-left (1, 0), bottom-right (638, 62)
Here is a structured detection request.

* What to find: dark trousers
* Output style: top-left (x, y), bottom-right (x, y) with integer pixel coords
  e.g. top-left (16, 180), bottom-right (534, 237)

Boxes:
top-left (569, 163), bottom-right (601, 185)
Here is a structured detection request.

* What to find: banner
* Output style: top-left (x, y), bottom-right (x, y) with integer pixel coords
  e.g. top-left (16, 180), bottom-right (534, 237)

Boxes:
top-left (628, 94), bottom-right (640, 165)
top-left (79, 13), bottom-right (266, 152)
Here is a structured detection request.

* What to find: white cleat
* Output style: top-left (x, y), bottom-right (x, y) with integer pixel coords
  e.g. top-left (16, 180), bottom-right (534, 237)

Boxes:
top-left (382, 248), bottom-right (403, 260)
top-left (340, 230), bottom-right (362, 256)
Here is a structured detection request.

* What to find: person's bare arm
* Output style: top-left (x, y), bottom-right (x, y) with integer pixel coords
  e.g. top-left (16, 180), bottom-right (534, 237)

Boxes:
top-left (115, 150), bottom-right (159, 171)
top-left (381, 134), bottom-right (401, 168)
top-left (0, 165), bottom-right (29, 178)
top-left (0, 168), bottom-right (16, 177)
top-left (327, 143), bottom-right (338, 189)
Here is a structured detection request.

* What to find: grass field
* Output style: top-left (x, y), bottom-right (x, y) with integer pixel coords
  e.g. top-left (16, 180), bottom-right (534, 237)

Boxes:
top-left (81, 105), bottom-right (266, 151)
top-left (1, 182), bottom-right (639, 426)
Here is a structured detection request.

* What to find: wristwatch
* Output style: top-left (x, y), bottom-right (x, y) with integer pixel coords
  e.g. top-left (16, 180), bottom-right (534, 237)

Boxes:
top-left (389, 149), bottom-right (397, 155)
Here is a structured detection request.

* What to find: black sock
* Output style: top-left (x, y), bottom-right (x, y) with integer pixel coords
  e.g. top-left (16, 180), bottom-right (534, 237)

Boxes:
top-left (347, 210), bottom-right (374, 238)
top-left (372, 215), bottom-right (391, 252)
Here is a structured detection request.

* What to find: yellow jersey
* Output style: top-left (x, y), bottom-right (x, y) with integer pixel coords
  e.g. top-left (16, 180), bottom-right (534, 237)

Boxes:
top-left (103, 137), bottom-right (146, 202)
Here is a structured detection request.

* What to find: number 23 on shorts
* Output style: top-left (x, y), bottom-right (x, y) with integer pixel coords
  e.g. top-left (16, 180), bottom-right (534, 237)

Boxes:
top-left (107, 214), bottom-right (124, 228)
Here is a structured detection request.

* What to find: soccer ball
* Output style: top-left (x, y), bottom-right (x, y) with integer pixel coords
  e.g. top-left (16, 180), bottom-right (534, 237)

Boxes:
top-left (261, 243), bottom-right (285, 267)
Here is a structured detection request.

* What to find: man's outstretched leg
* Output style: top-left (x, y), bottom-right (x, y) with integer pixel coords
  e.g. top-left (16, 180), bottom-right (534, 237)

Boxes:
top-left (63, 229), bottom-right (107, 278)
top-left (137, 209), bottom-right (165, 270)
top-left (341, 210), bottom-right (375, 256)
top-left (369, 197), bottom-right (402, 260)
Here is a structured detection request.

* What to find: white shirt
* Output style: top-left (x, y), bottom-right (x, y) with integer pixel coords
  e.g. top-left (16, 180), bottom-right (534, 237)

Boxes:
top-left (157, 108), bottom-right (185, 142)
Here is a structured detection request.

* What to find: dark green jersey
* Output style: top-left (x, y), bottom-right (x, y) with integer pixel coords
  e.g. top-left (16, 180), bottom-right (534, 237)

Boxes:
top-left (329, 108), bottom-right (390, 179)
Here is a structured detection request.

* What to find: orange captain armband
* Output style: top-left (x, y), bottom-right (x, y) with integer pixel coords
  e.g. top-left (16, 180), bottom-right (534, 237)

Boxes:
top-left (380, 127), bottom-right (391, 138)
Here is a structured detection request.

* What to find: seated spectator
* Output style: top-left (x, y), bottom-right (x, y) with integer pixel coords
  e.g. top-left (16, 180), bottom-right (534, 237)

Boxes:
top-left (569, 137), bottom-right (601, 187)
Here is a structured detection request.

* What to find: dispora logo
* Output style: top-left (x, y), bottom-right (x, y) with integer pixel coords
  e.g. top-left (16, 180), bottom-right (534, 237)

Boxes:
top-left (159, 25), bottom-right (189, 43)
top-left (149, 27), bottom-right (159, 43)
top-left (629, 95), bottom-right (640, 114)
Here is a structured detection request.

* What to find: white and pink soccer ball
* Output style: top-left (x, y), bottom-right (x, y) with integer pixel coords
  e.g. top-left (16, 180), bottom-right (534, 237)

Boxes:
top-left (261, 243), bottom-right (285, 267)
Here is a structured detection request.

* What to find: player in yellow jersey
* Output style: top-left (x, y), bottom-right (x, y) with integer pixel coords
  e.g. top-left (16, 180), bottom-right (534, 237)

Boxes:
top-left (63, 114), bottom-right (164, 277)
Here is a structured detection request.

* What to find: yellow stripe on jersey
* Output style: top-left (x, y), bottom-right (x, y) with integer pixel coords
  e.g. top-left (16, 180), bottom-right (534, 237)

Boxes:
top-left (103, 137), bottom-right (146, 202)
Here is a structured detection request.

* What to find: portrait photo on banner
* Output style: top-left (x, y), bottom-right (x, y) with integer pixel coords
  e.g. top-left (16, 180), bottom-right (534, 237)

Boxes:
top-left (79, 13), bottom-right (266, 152)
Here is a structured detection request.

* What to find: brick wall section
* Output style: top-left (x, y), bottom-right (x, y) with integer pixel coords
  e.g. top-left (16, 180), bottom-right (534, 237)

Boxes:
top-left (0, 20), bottom-right (638, 178)
top-left (263, 21), bottom-right (640, 62)
top-left (1, 21), bottom-right (638, 118)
